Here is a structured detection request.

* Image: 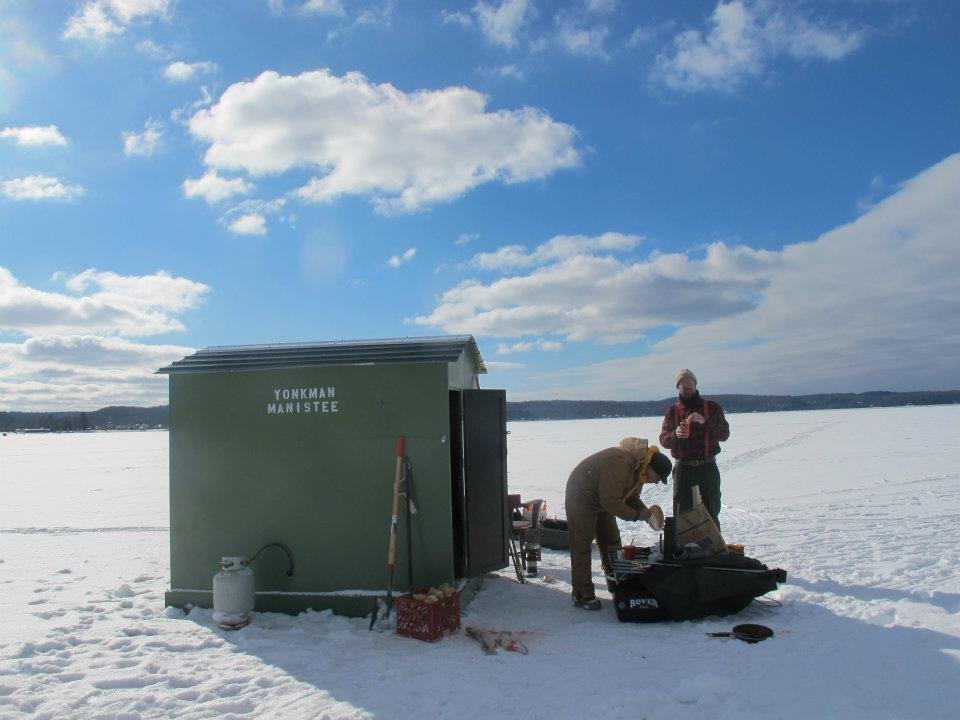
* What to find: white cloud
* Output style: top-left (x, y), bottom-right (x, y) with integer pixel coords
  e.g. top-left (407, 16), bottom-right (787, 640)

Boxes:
top-left (653, 1), bottom-right (865, 93)
top-left (456, 232), bottom-right (479, 245)
top-left (216, 194), bottom-right (297, 235)
top-left (0, 261), bottom-right (205, 410)
top-left (182, 170), bottom-right (253, 204)
top-left (497, 339), bottom-right (563, 354)
top-left (8, 334), bottom-right (190, 368)
top-left (188, 68), bottom-right (580, 214)
top-left (356, 4), bottom-right (393, 28)
top-left (2, 175), bottom-right (83, 201)
top-left (64, 269), bottom-right (209, 315)
top-left (627, 26), bottom-right (654, 47)
top-left (220, 197), bottom-right (286, 235)
top-left (0, 125), bottom-right (68, 146)
top-left (170, 86), bottom-right (214, 123)
top-left (94, 0), bottom-right (171, 24)
top-left (0, 335), bottom-right (194, 411)
top-left (470, 232), bottom-right (643, 270)
top-left (484, 360), bottom-right (526, 371)
top-left (497, 63), bottom-right (525, 79)
top-left (0, 266), bottom-right (210, 338)
top-left (302, 0), bottom-right (346, 15)
top-left (470, 153), bottom-right (960, 399)
top-left (556, 16), bottom-right (609, 59)
top-left (416, 241), bottom-right (771, 344)
top-left (228, 197), bottom-right (286, 215)
top-left (63, 0), bottom-right (172, 44)
top-left (163, 60), bottom-right (218, 82)
top-left (856, 174), bottom-right (888, 214)
top-left (388, 247), bottom-right (417, 268)
top-left (474, 0), bottom-right (533, 48)
top-left (218, 197), bottom-right (286, 236)
top-left (480, 63), bottom-right (525, 81)
top-left (0, 377), bottom-right (165, 412)
top-left (764, 11), bottom-right (865, 62)
top-left (136, 39), bottom-right (168, 58)
top-left (440, 9), bottom-right (473, 28)
top-left (63, 2), bottom-right (123, 43)
top-left (122, 118), bottom-right (163, 156)
top-left (322, 2), bottom-right (393, 42)
top-left (228, 213), bottom-right (268, 236)
top-left (586, 0), bottom-right (617, 13)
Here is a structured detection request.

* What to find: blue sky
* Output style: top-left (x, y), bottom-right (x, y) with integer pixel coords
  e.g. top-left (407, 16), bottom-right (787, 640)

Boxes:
top-left (1, 0), bottom-right (958, 411)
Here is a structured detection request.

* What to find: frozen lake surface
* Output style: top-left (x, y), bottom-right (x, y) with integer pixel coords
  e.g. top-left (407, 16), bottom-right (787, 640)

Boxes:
top-left (1, 405), bottom-right (958, 719)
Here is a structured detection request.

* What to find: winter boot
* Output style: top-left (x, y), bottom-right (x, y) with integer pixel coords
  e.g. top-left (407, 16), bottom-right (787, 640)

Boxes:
top-left (573, 597), bottom-right (601, 610)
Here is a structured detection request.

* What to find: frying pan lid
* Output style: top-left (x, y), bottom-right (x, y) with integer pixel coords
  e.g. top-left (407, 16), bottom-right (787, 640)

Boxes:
top-left (732, 623), bottom-right (774, 641)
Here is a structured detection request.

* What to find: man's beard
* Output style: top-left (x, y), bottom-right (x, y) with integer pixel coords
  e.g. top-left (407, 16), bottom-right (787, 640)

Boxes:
top-left (680, 389), bottom-right (700, 408)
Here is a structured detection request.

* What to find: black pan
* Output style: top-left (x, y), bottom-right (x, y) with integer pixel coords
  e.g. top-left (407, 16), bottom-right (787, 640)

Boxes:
top-left (706, 623), bottom-right (774, 643)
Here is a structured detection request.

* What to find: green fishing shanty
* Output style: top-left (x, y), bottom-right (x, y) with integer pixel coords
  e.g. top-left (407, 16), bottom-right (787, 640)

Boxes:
top-left (157, 335), bottom-right (509, 617)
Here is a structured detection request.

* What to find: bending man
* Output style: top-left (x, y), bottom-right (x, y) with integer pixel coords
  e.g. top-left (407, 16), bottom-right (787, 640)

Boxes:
top-left (565, 437), bottom-right (672, 610)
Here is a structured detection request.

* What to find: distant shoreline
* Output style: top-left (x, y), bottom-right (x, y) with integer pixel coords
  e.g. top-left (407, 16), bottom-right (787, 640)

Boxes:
top-left (507, 390), bottom-right (960, 421)
top-left (1, 390), bottom-right (957, 432)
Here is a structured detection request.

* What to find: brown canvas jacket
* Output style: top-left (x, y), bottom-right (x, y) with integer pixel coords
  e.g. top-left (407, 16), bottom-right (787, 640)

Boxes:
top-left (566, 443), bottom-right (651, 521)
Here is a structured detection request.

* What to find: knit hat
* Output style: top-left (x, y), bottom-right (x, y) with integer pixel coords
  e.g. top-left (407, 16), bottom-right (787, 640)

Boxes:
top-left (649, 450), bottom-right (672, 484)
top-left (675, 368), bottom-right (697, 388)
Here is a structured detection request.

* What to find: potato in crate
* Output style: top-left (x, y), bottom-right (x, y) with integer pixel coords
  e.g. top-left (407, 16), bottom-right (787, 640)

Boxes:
top-left (395, 584), bottom-right (460, 642)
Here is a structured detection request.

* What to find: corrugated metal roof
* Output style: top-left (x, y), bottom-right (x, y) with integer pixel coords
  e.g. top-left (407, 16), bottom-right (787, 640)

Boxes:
top-left (157, 335), bottom-right (486, 375)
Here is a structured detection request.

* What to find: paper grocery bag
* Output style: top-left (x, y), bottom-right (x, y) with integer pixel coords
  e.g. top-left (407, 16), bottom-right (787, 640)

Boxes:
top-left (674, 487), bottom-right (727, 556)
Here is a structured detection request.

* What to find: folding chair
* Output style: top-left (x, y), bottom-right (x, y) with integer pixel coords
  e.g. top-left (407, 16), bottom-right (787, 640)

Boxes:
top-left (507, 495), bottom-right (545, 579)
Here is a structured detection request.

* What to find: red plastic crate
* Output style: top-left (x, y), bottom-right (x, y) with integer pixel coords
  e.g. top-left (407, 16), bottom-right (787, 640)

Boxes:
top-left (395, 589), bottom-right (461, 642)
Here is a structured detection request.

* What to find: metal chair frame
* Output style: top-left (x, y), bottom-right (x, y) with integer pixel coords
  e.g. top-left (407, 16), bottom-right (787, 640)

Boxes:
top-left (506, 496), bottom-right (545, 581)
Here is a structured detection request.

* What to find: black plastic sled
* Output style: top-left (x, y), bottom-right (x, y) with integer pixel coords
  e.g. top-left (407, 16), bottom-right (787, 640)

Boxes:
top-left (611, 551), bottom-right (786, 623)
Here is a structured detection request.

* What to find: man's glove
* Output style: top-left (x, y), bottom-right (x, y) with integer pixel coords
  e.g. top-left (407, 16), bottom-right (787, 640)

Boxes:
top-left (645, 505), bottom-right (664, 531)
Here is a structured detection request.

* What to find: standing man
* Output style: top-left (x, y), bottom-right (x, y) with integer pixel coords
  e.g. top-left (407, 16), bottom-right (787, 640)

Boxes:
top-left (659, 369), bottom-right (730, 529)
top-left (565, 437), bottom-right (672, 610)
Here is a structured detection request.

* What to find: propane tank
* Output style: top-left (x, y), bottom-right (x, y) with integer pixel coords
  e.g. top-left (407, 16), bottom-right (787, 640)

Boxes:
top-left (212, 556), bottom-right (254, 630)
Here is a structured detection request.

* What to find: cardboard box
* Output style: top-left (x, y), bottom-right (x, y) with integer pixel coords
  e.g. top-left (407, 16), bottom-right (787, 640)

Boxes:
top-left (674, 489), bottom-right (726, 556)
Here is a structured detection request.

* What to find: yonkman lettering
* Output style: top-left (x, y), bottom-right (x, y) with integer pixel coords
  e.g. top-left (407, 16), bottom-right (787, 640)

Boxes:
top-left (273, 386), bottom-right (335, 401)
top-left (266, 386), bottom-right (339, 415)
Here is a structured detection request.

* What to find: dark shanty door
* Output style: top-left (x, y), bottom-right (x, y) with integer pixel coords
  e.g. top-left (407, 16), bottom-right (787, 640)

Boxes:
top-left (454, 389), bottom-right (508, 577)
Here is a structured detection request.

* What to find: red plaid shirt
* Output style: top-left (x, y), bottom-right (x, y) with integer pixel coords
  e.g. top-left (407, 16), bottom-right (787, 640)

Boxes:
top-left (659, 395), bottom-right (730, 461)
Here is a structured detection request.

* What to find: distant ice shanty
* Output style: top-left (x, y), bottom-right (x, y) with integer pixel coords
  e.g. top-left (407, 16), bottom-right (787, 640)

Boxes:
top-left (157, 335), bottom-right (509, 617)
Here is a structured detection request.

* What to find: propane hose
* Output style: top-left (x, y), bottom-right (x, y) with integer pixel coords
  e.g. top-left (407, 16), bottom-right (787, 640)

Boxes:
top-left (246, 542), bottom-right (295, 576)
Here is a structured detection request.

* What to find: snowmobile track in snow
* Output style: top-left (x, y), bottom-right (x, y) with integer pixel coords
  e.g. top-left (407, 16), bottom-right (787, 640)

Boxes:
top-left (717, 420), bottom-right (838, 474)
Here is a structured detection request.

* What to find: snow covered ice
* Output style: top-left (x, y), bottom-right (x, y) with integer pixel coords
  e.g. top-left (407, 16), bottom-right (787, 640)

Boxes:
top-left (1, 405), bottom-right (958, 719)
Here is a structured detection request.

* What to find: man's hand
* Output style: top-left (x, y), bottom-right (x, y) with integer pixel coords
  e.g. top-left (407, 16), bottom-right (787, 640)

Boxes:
top-left (687, 412), bottom-right (706, 424)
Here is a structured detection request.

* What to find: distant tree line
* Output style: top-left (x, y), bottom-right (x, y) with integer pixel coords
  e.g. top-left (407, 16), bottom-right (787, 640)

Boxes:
top-left (506, 390), bottom-right (960, 421)
top-left (0, 406), bottom-right (168, 433)
top-left (1, 391), bottom-right (957, 431)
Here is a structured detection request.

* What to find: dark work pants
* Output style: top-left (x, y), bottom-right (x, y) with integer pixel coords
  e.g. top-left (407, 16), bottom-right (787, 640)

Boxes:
top-left (672, 462), bottom-right (722, 530)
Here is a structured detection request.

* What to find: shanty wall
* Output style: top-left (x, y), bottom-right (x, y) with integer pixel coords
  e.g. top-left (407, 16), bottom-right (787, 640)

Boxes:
top-left (165, 361), bottom-right (468, 616)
